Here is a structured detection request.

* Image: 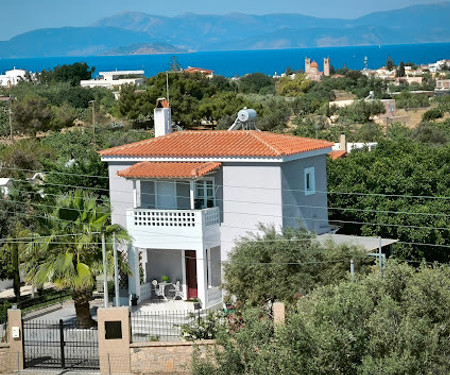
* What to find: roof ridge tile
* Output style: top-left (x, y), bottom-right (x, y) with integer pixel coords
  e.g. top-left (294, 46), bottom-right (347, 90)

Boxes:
top-left (250, 131), bottom-right (283, 156)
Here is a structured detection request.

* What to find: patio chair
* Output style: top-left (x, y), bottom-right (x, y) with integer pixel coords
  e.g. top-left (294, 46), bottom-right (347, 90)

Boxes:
top-left (163, 281), bottom-right (183, 300)
top-left (152, 280), bottom-right (166, 299)
top-left (174, 281), bottom-right (184, 300)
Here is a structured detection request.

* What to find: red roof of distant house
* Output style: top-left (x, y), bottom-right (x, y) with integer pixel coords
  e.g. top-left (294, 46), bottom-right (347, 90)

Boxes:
top-left (99, 131), bottom-right (333, 158)
top-left (117, 162), bottom-right (222, 179)
top-left (185, 67), bottom-right (214, 74)
top-left (329, 150), bottom-right (347, 160)
top-left (332, 74), bottom-right (344, 78)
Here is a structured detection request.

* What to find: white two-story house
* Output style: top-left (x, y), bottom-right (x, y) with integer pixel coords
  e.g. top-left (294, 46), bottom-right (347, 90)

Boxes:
top-left (100, 102), bottom-right (334, 308)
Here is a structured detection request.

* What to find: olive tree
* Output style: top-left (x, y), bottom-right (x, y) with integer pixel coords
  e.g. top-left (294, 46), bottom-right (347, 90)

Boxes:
top-left (222, 225), bottom-right (370, 306)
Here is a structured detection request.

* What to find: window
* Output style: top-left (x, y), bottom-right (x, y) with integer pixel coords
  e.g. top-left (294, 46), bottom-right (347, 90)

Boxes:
top-left (304, 167), bottom-right (315, 196)
top-left (195, 180), bottom-right (215, 209)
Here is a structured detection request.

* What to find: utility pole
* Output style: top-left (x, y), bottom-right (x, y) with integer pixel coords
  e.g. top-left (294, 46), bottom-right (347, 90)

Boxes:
top-left (113, 232), bottom-right (120, 307)
top-left (8, 96), bottom-right (13, 143)
top-left (101, 232), bottom-right (109, 308)
top-left (166, 72), bottom-right (170, 104)
top-left (89, 100), bottom-right (96, 145)
top-left (378, 236), bottom-right (383, 276)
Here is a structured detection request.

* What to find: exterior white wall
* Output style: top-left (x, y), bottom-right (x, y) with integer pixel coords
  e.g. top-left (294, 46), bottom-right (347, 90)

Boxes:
top-left (80, 78), bottom-right (145, 89)
top-left (80, 71), bottom-right (145, 89)
top-left (208, 246), bottom-right (221, 287)
top-left (108, 163), bottom-right (135, 227)
top-left (0, 69), bottom-right (27, 87)
top-left (145, 249), bottom-right (183, 285)
top-left (281, 156), bottom-right (330, 234)
top-left (220, 163), bottom-right (283, 259)
top-left (106, 157), bottom-right (329, 306)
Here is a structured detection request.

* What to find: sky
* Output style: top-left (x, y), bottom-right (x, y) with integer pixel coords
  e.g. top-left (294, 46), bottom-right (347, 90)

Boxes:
top-left (0, 0), bottom-right (447, 41)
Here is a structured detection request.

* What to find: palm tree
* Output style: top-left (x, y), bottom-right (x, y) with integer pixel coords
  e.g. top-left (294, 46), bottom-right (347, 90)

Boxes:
top-left (23, 190), bottom-right (130, 328)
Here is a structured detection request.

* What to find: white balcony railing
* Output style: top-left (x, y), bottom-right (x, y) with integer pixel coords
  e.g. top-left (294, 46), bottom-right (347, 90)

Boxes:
top-left (127, 207), bottom-right (220, 250)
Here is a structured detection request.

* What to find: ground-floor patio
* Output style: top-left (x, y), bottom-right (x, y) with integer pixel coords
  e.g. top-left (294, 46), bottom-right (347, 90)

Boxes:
top-left (126, 246), bottom-right (222, 310)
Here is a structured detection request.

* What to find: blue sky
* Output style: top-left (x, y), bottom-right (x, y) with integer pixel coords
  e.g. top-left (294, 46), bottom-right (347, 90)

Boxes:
top-left (1, 0), bottom-right (446, 40)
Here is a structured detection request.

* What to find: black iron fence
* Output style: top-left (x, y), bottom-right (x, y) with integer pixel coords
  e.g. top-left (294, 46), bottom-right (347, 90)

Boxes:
top-left (23, 319), bottom-right (99, 369)
top-left (131, 309), bottom-right (219, 342)
top-left (20, 290), bottom-right (71, 313)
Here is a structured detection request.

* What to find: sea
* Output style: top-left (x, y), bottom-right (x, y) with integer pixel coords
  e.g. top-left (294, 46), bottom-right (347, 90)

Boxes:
top-left (1, 43), bottom-right (450, 78)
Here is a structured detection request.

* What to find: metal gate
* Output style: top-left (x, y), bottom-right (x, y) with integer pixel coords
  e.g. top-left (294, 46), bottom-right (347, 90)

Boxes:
top-left (23, 319), bottom-right (99, 369)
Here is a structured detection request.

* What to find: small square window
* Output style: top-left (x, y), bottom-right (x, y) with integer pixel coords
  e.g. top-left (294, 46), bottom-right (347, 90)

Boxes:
top-left (304, 167), bottom-right (315, 196)
top-left (105, 321), bottom-right (122, 340)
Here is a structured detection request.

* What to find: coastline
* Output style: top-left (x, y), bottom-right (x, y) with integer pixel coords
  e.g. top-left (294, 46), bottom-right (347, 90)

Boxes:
top-left (1, 42), bottom-right (449, 78)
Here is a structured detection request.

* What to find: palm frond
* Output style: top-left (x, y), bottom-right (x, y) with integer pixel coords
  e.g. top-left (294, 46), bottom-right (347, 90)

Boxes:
top-left (72, 262), bottom-right (94, 290)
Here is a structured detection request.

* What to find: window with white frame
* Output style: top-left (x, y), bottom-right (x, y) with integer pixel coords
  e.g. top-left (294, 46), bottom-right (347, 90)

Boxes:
top-left (304, 167), bottom-right (315, 196)
top-left (195, 180), bottom-right (215, 209)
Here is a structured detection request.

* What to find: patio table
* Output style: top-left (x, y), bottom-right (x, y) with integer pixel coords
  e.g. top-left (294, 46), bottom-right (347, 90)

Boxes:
top-left (155, 282), bottom-right (176, 300)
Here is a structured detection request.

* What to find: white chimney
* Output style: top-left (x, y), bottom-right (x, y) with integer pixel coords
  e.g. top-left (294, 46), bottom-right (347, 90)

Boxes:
top-left (154, 98), bottom-right (172, 137)
top-left (339, 133), bottom-right (347, 152)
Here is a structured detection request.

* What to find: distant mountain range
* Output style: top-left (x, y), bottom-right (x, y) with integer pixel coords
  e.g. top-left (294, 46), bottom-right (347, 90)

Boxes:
top-left (0, 3), bottom-right (449, 58)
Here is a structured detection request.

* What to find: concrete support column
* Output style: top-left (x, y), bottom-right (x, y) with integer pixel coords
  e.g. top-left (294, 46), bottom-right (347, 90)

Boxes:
top-left (132, 180), bottom-right (138, 209)
top-left (189, 181), bottom-right (195, 210)
top-left (7, 309), bottom-right (23, 371)
top-left (98, 307), bottom-right (131, 374)
top-left (181, 249), bottom-right (187, 300)
top-left (195, 246), bottom-right (207, 308)
top-left (128, 244), bottom-right (141, 301)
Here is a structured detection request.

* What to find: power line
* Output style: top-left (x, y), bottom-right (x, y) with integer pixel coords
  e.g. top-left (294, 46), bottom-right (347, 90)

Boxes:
top-left (2, 201), bottom-right (449, 243)
top-left (3, 185), bottom-right (450, 222)
top-left (3, 167), bottom-right (450, 201)
top-left (1, 193), bottom-right (450, 251)
top-left (1, 177), bottom-right (449, 253)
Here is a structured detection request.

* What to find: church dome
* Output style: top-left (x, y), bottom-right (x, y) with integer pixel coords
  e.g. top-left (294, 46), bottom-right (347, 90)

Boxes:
top-left (310, 61), bottom-right (319, 69)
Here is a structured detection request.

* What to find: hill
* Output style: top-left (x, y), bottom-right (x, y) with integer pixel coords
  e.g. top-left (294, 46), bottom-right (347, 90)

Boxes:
top-left (101, 43), bottom-right (189, 56)
top-left (0, 3), bottom-right (449, 58)
top-left (0, 27), bottom-right (155, 58)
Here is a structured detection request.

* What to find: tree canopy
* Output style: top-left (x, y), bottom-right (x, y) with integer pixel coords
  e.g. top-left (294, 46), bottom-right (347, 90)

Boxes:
top-left (194, 262), bottom-right (450, 375)
top-left (327, 138), bottom-right (450, 263)
top-left (39, 62), bottom-right (95, 86)
top-left (223, 225), bottom-right (370, 307)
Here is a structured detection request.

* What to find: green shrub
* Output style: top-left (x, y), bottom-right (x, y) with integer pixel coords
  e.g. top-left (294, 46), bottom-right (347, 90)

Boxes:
top-left (422, 108), bottom-right (443, 121)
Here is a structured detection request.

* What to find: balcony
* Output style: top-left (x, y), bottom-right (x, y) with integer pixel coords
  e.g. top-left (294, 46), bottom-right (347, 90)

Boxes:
top-left (126, 206), bottom-right (221, 250)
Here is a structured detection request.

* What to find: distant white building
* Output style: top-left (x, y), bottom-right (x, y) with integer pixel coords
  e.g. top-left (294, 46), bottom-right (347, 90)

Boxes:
top-left (80, 70), bottom-right (145, 89)
top-left (329, 134), bottom-right (377, 160)
top-left (0, 68), bottom-right (27, 87)
top-left (427, 60), bottom-right (447, 73)
top-left (0, 178), bottom-right (13, 196)
top-left (435, 79), bottom-right (450, 91)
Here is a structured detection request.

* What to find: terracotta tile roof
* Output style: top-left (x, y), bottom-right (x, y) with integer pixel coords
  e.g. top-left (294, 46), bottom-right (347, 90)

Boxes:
top-left (117, 162), bottom-right (222, 179)
top-left (99, 131), bottom-right (333, 158)
top-left (329, 150), bottom-right (347, 160)
top-left (185, 67), bottom-right (214, 74)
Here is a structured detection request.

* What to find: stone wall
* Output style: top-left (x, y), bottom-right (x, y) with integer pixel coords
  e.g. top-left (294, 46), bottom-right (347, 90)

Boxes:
top-left (130, 340), bottom-right (215, 375)
top-left (0, 344), bottom-right (11, 373)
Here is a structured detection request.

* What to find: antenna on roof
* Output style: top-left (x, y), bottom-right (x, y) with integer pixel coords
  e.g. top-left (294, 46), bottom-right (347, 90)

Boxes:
top-left (228, 108), bottom-right (259, 131)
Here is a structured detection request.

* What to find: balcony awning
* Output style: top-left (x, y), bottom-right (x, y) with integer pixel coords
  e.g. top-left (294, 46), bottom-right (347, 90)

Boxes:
top-left (316, 233), bottom-right (398, 252)
top-left (117, 161), bottom-right (222, 179)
